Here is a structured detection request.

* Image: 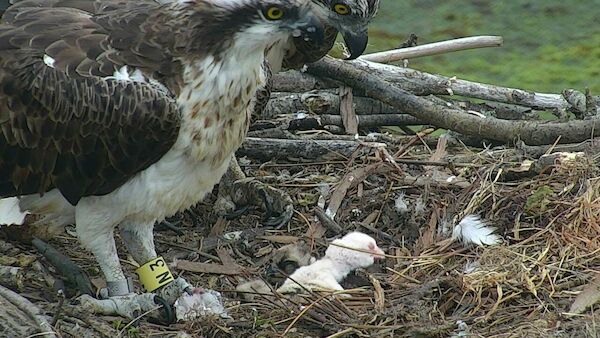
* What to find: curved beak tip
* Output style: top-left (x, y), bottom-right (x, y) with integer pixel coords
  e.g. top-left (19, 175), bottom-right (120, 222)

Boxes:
top-left (343, 31), bottom-right (369, 60)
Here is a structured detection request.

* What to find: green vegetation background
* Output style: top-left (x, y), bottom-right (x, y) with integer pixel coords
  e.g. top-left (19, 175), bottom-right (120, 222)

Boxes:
top-left (361, 1), bottom-right (600, 94)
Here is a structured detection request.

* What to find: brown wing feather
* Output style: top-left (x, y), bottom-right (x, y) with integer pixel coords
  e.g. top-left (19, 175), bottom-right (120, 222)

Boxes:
top-left (0, 3), bottom-right (181, 204)
top-left (3, 1), bottom-right (180, 81)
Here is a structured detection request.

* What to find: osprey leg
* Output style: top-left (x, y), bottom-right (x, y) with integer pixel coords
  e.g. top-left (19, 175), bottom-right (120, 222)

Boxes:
top-left (120, 222), bottom-right (158, 266)
top-left (75, 225), bottom-right (129, 296)
top-left (121, 222), bottom-right (192, 304)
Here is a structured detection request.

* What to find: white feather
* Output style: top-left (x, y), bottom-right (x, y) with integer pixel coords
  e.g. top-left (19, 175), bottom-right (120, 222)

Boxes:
top-left (43, 54), bottom-right (55, 68)
top-left (295, 112), bottom-right (307, 119)
top-left (394, 192), bottom-right (409, 214)
top-left (174, 290), bottom-right (228, 321)
top-left (414, 196), bottom-right (426, 215)
top-left (463, 260), bottom-right (480, 273)
top-left (452, 214), bottom-right (502, 247)
top-left (113, 66), bottom-right (131, 81)
top-left (0, 197), bottom-right (28, 225)
top-left (129, 69), bottom-right (146, 82)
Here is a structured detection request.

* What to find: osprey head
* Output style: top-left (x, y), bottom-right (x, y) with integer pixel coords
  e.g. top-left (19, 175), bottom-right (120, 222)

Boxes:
top-left (313, 0), bottom-right (380, 59)
top-left (203, 0), bottom-right (325, 50)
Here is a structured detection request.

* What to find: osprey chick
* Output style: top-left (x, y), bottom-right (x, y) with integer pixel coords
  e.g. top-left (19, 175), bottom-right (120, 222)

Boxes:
top-left (0, 0), bottom-right (323, 319)
top-left (277, 232), bottom-right (384, 293)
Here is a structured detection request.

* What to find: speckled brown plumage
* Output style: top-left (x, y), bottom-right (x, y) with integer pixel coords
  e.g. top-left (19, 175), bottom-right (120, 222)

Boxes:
top-left (252, 60), bottom-right (274, 118)
top-left (0, 0), bottom-right (283, 205)
top-left (0, 4), bottom-right (182, 204)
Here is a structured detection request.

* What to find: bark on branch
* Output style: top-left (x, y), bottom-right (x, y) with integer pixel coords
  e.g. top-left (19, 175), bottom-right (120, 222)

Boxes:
top-left (274, 63), bottom-right (599, 114)
top-left (307, 57), bottom-right (600, 146)
top-left (238, 137), bottom-right (362, 160)
top-left (350, 60), bottom-right (600, 113)
top-left (261, 91), bottom-right (420, 119)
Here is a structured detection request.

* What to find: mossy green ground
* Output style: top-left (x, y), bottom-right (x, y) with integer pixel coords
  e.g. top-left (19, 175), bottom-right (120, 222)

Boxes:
top-left (357, 0), bottom-right (600, 94)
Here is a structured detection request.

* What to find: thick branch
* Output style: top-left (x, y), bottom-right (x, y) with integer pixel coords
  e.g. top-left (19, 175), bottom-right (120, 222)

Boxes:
top-left (254, 91), bottom-right (424, 131)
top-left (277, 61), bottom-right (600, 113)
top-left (308, 57), bottom-right (600, 145)
top-left (261, 91), bottom-right (414, 118)
top-left (341, 59), bottom-right (600, 112)
top-left (271, 71), bottom-right (338, 92)
top-left (266, 90), bottom-right (538, 124)
top-left (0, 284), bottom-right (57, 338)
top-left (238, 137), bottom-right (362, 160)
top-left (320, 114), bottom-right (422, 128)
top-left (263, 90), bottom-right (426, 130)
top-left (300, 90), bottom-right (415, 116)
top-left (516, 139), bottom-right (600, 158)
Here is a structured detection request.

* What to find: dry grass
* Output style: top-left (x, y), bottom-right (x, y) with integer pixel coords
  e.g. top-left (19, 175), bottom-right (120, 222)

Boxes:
top-left (159, 142), bottom-right (600, 337)
top-left (5, 138), bottom-right (600, 337)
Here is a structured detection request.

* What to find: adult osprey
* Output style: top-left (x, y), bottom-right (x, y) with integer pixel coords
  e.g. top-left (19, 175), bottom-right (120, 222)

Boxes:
top-left (0, 0), bottom-right (323, 318)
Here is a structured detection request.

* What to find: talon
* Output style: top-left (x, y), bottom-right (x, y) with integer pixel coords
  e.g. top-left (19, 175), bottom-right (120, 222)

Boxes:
top-left (258, 188), bottom-right (275, 216)
top-left (258, 188), bottom-right (294, 228)
top-left (223, 205), bottom-right (251, 220)
top-left (153, 295), bottom-right (176, 325)
top-left (78, 277), bottom-right (203, 322)
top-left (216, 166), bottom-right (294, 227)
top-left (264, 211), bottom-right (293, 228)
top-left (156, 277), bottom-right (193, 304)
top-left (157, 220), bottom-right (184, 235)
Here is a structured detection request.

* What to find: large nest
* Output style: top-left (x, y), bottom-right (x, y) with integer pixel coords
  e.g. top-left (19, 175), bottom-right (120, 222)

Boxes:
top-left (4, 137), bottom-right (599, 338)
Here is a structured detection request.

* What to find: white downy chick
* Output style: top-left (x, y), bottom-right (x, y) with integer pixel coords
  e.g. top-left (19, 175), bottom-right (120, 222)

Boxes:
top-left (452, 214), bottom-right (502, 247)
top-left (277, 232), bottom-right (385, 294)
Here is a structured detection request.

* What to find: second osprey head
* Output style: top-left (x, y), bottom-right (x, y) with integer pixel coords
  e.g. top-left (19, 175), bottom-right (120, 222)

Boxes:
top-left (312, 0), bottom-right (380, 59)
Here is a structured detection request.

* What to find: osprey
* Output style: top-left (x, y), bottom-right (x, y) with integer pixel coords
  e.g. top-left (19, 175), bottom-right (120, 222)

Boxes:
top-left (0, 0), bottom-right (323, 318)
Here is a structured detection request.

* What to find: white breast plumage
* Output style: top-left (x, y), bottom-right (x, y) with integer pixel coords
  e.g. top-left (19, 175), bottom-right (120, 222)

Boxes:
top-left (2, 47), bottom-right (267, 228)
top-left (86, 51), bottom-right (266, 225)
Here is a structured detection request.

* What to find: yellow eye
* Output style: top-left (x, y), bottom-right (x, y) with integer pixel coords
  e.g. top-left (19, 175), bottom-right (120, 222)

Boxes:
top-left (333, 3), bottom-right (350, 15)
top-left (265, 6), bottom-right (284, 20)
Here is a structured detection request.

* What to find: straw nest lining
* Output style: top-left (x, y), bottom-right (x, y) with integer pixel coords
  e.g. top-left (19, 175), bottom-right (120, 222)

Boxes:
top-left (156, 144), bottom-right (600, 337)
top-left (3, 141), bottom-right (600, 338)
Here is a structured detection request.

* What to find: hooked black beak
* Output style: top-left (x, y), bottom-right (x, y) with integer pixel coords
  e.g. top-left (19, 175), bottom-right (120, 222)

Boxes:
top-left (342, 29), bottom-right (369, 59)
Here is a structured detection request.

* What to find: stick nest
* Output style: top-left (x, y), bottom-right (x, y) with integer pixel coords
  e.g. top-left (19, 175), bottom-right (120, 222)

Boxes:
top-left (4, 140), bottom-right (600, 338)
